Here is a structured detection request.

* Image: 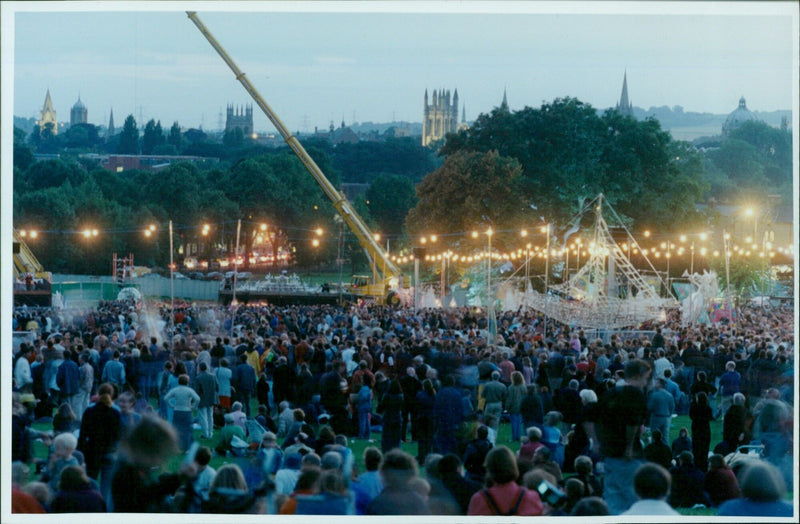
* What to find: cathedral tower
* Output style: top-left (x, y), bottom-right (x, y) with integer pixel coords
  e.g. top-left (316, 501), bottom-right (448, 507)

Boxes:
top-left (39, 89), bottom-right (58, 135)
top-left (422, 88), bottom-right (459, 146)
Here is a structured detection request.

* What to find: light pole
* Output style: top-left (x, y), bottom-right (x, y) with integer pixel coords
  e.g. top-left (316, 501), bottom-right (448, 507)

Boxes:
top-left (169, 220), bottom-right (174, 346)
top-left (542, 224), bottom-right (550, 341)
top-left (486, 228), bottom-right (493, 307)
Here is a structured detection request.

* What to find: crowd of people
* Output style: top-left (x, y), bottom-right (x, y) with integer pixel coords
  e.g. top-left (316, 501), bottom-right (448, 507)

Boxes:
top-left (10, 298), bottom-right (795, 516)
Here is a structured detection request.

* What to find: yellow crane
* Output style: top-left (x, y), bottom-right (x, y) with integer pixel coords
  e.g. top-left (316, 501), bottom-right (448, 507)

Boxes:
top-left (187, 12), bottom-right (406, 305)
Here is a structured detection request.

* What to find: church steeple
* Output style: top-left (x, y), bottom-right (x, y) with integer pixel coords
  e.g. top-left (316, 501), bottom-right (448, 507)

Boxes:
top-left (108, 108), bottom-right (115, 137)
top-left (616, 71), bottom-right (633, 117)
top-left (500, 88), bottom-right (509, 111)
top-left (39, 89), bottom-right (58, 135)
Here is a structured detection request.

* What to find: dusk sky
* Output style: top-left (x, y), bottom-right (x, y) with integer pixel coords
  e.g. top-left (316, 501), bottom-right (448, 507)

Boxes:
top-left (4, 1), bottom-right (798, 135)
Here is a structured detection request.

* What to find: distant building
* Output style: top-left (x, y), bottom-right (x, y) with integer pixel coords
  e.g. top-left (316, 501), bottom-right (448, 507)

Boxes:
top-left (39, 89), bottom-right (58, 135)
top-left (80, 153), bottom-right (219, 173)
top-left (422, 88), bottom-right (459, 146)
top-left (314, 120), bottom-right (359, 145)
top-left (70, 96), bottom-right (88, 127)
top-left (226, 104), bottom-right (254, 136)
top-left (722, 96), bottom-right (760, 136)
top-left (616, 72), bottom-right (633, 117)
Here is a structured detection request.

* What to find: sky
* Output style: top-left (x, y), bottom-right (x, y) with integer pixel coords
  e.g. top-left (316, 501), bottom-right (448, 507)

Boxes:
top-left (4, 1), bottom-right (798, 135)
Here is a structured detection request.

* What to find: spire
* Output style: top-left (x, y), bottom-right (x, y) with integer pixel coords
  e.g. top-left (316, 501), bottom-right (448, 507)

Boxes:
top-left (500, 88), bottom-right (509, 111)
top-left (108, 108), bottom-right (115, 137)
top-left (43, 89), bottom-right (54, 111)
top-left (617, 71), bottom-right (633, 117)
top-left (462, 103), bottom-right (466, 123)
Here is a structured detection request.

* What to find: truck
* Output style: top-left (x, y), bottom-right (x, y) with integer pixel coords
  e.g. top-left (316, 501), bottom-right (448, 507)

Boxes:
top-left (188, 12), bottom-right (407, 305)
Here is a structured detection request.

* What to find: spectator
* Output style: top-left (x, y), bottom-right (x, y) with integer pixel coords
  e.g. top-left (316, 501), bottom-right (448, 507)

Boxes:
top-left (570, 496), bottom-right (610, 516)
top-left (295, 468), bottom-right (354, 515)
top-left (621, 463), bottom-right (679, 515)
top-left (367, 449), bottom-right (431, 515)
top-left (214, 413), bottom-right (246, 457)
top-left (671, 426), bottom-right (692, 459)
top-left (77, 383), bottom-right (121, 505)
top-left (647, 378), bottom-right (675, 444)
top-left (414, 378), bottom-right (436, 463)
top-left (467, 445), bottom-right (543, 516)
top-left (481, 370), bottom-right (507, 433)
top-left (690, 390), bottom-right (714, 472)
top-left (644, 430), bottom-right (673, 470)
top-left (591, 359), bottom-right (651, 514)
top-left (669, 451), bottom-right (710, 508)
top-left (354, 446), bottom-right (384, 502)
top-left (717, 461), bottom-right (793, 517)
top-left (205, 463), bottom-right (266, 514)
top-left (435, 453), bottom-right (482, 514)
top-left (191, 446), bottom-right (216, 502)
top-left (573, 455), bottom-right (603, 498)
top-left (377, 379), bottom-right (404, 453)
top-left (718, 361), bottom-right (741, 416)
top-left (517, 426), bottom-right (545, 465)
top-left (506, 371), bottom-right (527, 442)
top-left (529, 446), bottom-right (562, 484)
top-left (111, 416), bottom-right (196, 513)
top-left (41, 432), bottom-right (79, 493)
top-left (520, 384), bottom-right (545, 432)
top-left (164, 374), bottom-right (201, 452)
top-left (279, 468), bottom-right (321, 514)
top-left (193, 362), bottom-right (218, 440)
top-left (233, 354), bottom-right (257, 418)
top-left (50, 465), bottom-right (107, 513)
top-left (704, 453), bottom-right (741, 507)
top-left (214, 358), bottom-right (233, 411)
top-left (721, 392), bottom-right (750, 454)
top-left (274, 452), bottom-right (303, 495)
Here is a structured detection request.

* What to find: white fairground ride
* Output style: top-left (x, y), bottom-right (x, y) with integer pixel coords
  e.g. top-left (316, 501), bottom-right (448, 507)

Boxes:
top-left (500, 194), bottom-right (679, 329)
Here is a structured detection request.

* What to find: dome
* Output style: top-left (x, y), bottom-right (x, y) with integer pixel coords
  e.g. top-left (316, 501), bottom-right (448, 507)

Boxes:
top-left (722, 96), bottom-right (759, 136)
top-left (72, 96), bottom-right (86, 110)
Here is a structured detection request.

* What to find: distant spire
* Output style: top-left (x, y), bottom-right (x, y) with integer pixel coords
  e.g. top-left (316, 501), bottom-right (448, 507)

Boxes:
top-left (108, 108), bottom-right (115, 137)
top-left (462, 103), bottom-right (466, 123)
top-left (500, 88), bottom-right (509, 111)
top-left (616, 71), bottom-right (633, 117)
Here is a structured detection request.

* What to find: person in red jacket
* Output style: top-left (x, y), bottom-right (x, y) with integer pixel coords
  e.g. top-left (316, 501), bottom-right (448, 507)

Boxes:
top-left (467, 445), bottom-right (543, 516)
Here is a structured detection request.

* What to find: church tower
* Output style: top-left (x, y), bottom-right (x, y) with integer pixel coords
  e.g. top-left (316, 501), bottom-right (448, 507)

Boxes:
top-left (70, 95), bottom-right (88, 127)
top-left (422, 88), bottom-right (459, 146)
top-left (616, 72), bottom-right (633, 117)
top-left (39, 89), bottom-right (58, 135)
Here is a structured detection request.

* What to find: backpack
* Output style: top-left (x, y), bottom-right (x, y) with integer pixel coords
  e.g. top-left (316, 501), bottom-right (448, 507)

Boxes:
top-left (482, 487), bottom-right (526, 516)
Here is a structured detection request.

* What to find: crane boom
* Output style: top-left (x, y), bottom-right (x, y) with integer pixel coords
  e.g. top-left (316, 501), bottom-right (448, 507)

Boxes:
top-left (187, 12), bottom-right (403, 293)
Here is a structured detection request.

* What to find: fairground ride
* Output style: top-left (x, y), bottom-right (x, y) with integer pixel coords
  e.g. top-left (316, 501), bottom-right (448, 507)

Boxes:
top-left (12, 229), bottom-right (52, 307)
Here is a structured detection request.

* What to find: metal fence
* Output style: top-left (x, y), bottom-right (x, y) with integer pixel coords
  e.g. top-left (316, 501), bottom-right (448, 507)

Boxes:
top-left (52, 274), bottom-right (220, 307)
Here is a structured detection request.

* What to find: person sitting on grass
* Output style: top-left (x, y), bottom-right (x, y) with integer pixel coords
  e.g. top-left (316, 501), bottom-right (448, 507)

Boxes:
top-left (621, 463), bottom-right (679, 515)
top-left (717, 461), bottom-right (793, 517)
top-left (215, 413), bottom-right (246, 457)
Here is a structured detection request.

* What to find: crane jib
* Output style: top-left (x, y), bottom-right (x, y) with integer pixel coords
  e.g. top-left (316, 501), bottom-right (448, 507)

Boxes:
top-left (186, 11), bottom-right (403, 291)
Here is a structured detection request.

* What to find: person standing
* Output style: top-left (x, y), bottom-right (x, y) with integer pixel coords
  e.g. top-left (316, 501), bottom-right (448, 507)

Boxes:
top-left (77, 352), bottom-right (94, 421)
top-left (690, 391), bottom-right (714, 472)
top-left (101, 350), bottom-right (126, 395)
top-left (377, 380), bottom-right (404, 453)
top-left (164, 374), bottom-right (201, 452)
top-left (214, 358), bottom-right (233, 412)
top-left (233, 354), bottom-right (256, 418)
top-left (647, 378), bottom-right (675, 445)
top-left (481, 371), bottom-right (507, 434)
top-left (77, 383), bottom-right (122, 506)
top-left (193, 362), bottom-right (218, 440)
top-left (590, 359), bottom-right (651, 515)
top-left (506, 371), bottom-right (527, 442)
top-left (56, 349), bottom-right (82, 419)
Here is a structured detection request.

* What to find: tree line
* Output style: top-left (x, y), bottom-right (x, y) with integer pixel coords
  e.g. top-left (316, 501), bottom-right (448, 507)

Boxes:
top-left (13, 99), bottom-right (792, 279)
